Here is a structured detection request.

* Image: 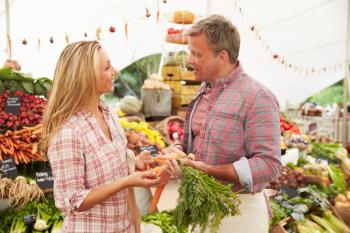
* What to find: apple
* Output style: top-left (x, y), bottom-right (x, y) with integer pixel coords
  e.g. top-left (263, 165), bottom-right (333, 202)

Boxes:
top-left (109, 26), bottom-right (116, 33)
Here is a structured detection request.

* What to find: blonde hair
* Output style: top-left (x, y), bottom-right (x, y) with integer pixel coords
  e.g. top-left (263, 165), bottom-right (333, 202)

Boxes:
top-left (185, 15), bottom-right (240, 64)
top-left (40, 41), bottom-right (101, 152)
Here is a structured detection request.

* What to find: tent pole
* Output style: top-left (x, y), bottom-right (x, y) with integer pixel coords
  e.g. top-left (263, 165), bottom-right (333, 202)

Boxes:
top-left (342, 0), bottom-right (350, 146)
top-left (205, 0), bottom-right (212, 16)
top-left (5, 0), bottom-right (11, 59)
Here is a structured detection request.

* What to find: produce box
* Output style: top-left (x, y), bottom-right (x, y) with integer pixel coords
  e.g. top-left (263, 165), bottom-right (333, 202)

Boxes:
top-left (141, 89), bottom-right (172, 117)
top-left (172, 94), bottom-right (195, 108)
top-left (161, 66), bottom-right (195, 81)
top-left (162, 66), bottom-right (183, 81)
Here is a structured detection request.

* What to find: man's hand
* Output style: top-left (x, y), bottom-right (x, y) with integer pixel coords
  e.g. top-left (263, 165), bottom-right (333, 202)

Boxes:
top-left (161, 145), bottom-right (180, 155)
top-left (165, 153), bottom-right (208, 178)
top-left (135, 150), bottom-right (155, 171)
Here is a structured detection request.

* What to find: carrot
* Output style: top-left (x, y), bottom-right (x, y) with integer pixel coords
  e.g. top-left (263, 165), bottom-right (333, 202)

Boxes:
top-left (156, 152), bottom-right (179, 160)
top-left (156, 10), bottom-right (160, 24)
top-left (124, 23), bottom-right (128, 39)
top-left (32, 128), bottom-right (42, 135)
top-left (31, 143), bottom-right (38, 154)
top-left (148, 165), bottom-right (170, 213)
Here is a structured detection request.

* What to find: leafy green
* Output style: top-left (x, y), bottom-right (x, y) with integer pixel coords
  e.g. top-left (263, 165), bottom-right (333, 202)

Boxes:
top-left (173, 165), bottom-right (240, 233)
top-left (142, 211), bottom-right (186, 233)
top-left (310, 143), bottom-right (342, 163)
top-left (295, 185), bottom-right (328, 210)
top-left (269, 199), bottom-right (289, 226)
top-left (10, 216), bottom-right (27, 233)
top-left (327, 164), bottom-right (346, 194)
top-left (21, 80), bottom-right (35, 94)
top-left (307, 81), bottom-right (343, 106)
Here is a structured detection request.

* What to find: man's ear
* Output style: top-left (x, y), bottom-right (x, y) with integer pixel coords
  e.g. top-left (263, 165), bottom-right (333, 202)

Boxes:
top-left (217, 50), bottom-right (229, 65)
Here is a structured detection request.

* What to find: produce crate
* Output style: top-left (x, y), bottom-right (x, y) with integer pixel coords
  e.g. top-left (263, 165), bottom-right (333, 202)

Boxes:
top-left (162, 66), bottom-right (183, 81)
top-left (164, 81), bottom-right (199, 96)
top-left (161, 66), bottom-right (195, 81)
top-left (141, 89), bottom-right (172, 117)
top-left (172, 94), bottom-right (195, 108)
top-left (164, 80), bottom-right (181, 94)
top-left (163, 80), bottom-right (200, 109)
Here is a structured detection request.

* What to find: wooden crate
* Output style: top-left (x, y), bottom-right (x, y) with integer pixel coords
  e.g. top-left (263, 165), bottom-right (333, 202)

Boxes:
top-left (164, 80), bottom-right (181, 94)
top-left (162, 66), bottom-right (183, 81)
top-left (161, 65), bottom-right (195, 81)
top-left (172, 94), bottom-right (195, 108)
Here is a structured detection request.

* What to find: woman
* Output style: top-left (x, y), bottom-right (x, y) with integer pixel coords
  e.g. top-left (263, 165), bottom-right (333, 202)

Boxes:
top-left (41, 41), bottom-right (160, 233)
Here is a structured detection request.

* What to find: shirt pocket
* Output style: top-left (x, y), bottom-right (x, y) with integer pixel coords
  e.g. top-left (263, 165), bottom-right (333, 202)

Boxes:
top-left (205, 111), bottom-right (244, 163)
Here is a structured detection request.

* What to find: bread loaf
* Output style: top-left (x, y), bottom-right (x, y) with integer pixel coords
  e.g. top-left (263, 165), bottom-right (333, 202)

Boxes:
top-left (173, 10), bottom-right (195, 24)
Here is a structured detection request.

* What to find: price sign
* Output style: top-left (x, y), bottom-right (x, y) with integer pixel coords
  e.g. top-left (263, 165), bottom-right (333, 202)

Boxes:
top-left (140, 145), bottom-right (159, 156)
top-left (1, 157), bottom-right (18, 178)
top-left (4, 96), bottom-right (21, 116)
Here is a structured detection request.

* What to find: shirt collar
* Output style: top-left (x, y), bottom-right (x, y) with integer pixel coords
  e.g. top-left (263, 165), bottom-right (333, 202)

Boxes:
top-left (194, 61), bottom-right (244, 98)
top-left (77, 100), bottom-right (110, 118)
top-left (208, 61), bottom-right (243, 90)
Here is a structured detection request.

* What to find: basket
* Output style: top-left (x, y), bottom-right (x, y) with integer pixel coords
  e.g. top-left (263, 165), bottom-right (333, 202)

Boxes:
top-left (155, 116), bottom-right (185, 145)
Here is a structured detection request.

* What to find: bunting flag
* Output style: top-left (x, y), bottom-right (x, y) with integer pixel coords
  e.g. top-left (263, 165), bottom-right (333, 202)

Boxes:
top-left (234, 0), bottom-right (345, 77)
top-left (7, 34), bottom-right (12, 59)
top-left (96, 27), bottom-right (102, 40)
top-left (65, 32), bottom-right (70, 45)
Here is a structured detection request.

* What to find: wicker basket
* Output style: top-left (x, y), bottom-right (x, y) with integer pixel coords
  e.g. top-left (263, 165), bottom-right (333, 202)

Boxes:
top-left (155, 116), bottom-right (185, 145)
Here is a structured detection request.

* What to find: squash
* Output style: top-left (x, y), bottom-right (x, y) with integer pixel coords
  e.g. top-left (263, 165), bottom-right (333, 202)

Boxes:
top-left (119, 96), bottom-right (142, 115)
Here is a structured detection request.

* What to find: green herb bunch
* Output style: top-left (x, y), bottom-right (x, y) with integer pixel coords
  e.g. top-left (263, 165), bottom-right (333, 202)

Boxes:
top-left (173, 165), bottom-right (241, 233)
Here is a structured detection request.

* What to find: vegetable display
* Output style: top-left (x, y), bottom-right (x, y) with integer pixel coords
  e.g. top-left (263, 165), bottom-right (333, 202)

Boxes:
top-left (0, 91), bottom-right (47, 131)
top-left (0, 124), bottom-right (45, 164)
top-left (119, 118), bottom-right (165, 149)
top-left (142, 211), bottom-right (187, 233)
top-left (0, 67), bottom-right (51, 96)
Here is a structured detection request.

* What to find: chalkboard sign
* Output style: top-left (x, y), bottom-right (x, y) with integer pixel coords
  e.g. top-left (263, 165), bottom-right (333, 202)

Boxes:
top-left (1, 157), bottom-right (18, 178)
top-left (36, 167), bottom-right (54, 190)
top-left (24, 214), bottom-right (37, 225)
top-left (280, 185), bottom-right (298, 198)
top-left (140, 145), bottom-right (159, 156)
top-left (4, 96), bottom-right (21, 116)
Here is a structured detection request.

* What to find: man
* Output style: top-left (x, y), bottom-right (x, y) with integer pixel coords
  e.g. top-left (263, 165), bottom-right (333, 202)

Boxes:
top-left (166, 15), bottom-right (281, 233)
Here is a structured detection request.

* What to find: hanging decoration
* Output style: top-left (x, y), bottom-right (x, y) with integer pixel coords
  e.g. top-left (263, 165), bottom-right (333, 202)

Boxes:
top-left (109, 26), bottom-right (116, 33)
top-left (96, 27), bottom-right (102, 40)
top-left (122, 14), bottom-right (128, 39)
top-left (7, 35), bottom-right (12, 59)
top-left (22, 38), bottom-right (27, 45)
top-left (156, 0), bottom-right (160, 23)
top-left (84, 32), bottom-right (88, 37)
top-left (50, 37), bottom-right (54, 44)
top-left (65, 32), bottom-right (70, 45)
top-left (146, 7), bottom-right (151, 18)
top-left (233, 0), bottom-right (345, 77)
top-left (37, 38), bottom-right (41, 52)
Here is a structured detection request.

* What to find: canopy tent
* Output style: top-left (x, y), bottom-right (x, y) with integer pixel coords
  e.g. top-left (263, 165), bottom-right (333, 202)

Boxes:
top-left (0, 0), bottom-right (348, 109)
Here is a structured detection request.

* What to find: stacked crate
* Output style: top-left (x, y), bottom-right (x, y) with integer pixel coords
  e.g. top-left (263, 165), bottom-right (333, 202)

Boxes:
top-left (161, 65), bottom-right (200, 110)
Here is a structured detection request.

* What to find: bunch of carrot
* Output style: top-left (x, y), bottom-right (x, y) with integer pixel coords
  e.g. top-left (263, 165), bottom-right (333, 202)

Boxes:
top-left (0, 124), bottom-right (46, 164)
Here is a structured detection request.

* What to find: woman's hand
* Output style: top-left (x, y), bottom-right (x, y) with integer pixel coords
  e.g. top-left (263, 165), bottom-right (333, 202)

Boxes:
top-left (126, 170), bottom-right (161, 188)
top-left (135, 150), bottom-right (155, 171)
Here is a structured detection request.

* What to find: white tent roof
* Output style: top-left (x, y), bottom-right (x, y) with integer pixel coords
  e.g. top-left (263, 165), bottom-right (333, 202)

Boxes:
top-left (0, 0), bottom-right (348, 109)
